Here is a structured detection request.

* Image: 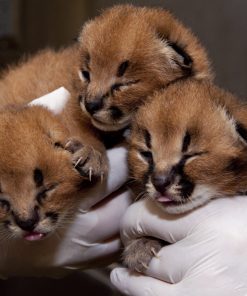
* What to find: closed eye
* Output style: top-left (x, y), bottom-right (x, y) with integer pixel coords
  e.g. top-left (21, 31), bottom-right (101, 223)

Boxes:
top-left (36, 184), bottom-right (58, 205)
top-left (183, 151), bottom-right (207, 161)
top-left (139, 150), bottom-right (153, 163)
top-left (111, 79), bottom-right (140, 93)
top-left (0, 199), bottom-right (10, 212)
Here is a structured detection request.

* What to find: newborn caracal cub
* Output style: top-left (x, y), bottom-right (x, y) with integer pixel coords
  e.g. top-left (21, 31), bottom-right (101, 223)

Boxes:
top-left (0, 105), bottom-right (83, 241)
top-left (0, 47), bottom-right (106, 242)
top-left (124, 79), bottom-right (247, 272)
top-left (77, 4), bottom-right (212, 132)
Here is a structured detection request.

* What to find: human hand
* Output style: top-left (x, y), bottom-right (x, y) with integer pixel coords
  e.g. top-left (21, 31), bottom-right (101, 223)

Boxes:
top-left (111, 197), bottom-right (247, 296)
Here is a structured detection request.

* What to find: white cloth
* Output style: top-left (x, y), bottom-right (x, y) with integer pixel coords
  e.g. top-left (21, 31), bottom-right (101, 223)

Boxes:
top-left (29, 87), bottom-right (70, 114)
top-left (0, 88), bottom-right (131, 278)
top-left (111, 197), bottom-right (247, 296)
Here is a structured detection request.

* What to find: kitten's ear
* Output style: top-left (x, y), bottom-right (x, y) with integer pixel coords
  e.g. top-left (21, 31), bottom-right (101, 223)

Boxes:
top-left (29, 87), bottom-right (71, 115)
top-left (235, 122), bottom-right (247, 145)
top-left (157, 33), bottom-right (193, 75)
top-left (218, 105), bottom-right (247, 146)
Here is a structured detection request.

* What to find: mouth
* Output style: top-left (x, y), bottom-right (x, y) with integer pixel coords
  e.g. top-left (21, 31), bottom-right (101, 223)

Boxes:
top-left (23, 231), bottom-right (48, 241)
top-left (156, 194), bottom-right (182, 206)
top-left (91, 116), bottom-right (130, 131)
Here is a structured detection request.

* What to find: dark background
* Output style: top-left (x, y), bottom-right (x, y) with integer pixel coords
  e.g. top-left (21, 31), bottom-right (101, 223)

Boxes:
top-left (1, 0), bottom-right (246, 98)
top-left (0, 0), bottom-right (246, 295)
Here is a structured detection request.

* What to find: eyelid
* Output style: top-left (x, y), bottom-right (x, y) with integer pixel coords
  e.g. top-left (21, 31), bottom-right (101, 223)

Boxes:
top-left (111, 79), bottom-right (140, 92)
top-left (36, 183), bottom-right (58, 204)
top-left (0, 199), bottom-right (10, 212)
top-left (184, 151), bottom-right (207, 160)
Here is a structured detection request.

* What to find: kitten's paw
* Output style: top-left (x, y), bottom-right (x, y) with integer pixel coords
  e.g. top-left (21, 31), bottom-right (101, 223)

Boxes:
top-left (123, 237), bottom-right (163, 273)
top-left (65, 138), bottom-right (108, 181)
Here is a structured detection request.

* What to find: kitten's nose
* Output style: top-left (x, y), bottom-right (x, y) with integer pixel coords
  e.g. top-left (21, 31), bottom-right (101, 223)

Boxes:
top-left (151, 173), bottom-right (173, 194)
top-left (85, 97), bottom-right (103, 115)
top-left (14, 208), bottom-right (40, 232)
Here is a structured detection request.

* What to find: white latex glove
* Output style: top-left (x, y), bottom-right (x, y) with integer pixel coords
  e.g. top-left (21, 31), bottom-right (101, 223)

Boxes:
top-left (0, 88), bottom-right (131, 278)
top-left (111, 197), bottom-right (247, 296)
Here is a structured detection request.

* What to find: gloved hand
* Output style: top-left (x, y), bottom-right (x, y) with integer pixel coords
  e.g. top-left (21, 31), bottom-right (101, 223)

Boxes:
top-left (0, 88), bottom-right (131, 278)
top-left (111, 196), bottom-right (247, 296)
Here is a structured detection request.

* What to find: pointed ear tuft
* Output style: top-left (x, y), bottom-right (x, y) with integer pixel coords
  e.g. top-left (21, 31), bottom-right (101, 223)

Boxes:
top-left (157, 33), bottom-right (193, 75)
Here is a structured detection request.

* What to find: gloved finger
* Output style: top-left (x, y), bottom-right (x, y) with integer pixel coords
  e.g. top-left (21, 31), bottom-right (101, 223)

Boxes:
top-left (79, 146), bottom-right (129, 210)
top-left (62, 237), bottom-right (122, 269)
top-left (146, 237), bottom-right (212, 284)
top-left (59, 188), bottom-right (131, 244)
top-left (121, 197), bottom-right (240, 244)
top-left (110, 268), bottom-right (178, 296)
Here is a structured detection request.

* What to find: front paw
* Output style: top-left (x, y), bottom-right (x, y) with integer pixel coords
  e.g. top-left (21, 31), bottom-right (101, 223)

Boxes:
top-left (123, 237), bottom-right (163, 273)
top-left (65, 138), bottom-right (108, 181)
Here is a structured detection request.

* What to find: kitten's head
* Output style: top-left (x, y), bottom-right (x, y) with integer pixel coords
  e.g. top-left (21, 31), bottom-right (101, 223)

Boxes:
top-left (77, 5), bottom-right (212, 132)
top-left (0, 106), bottom-right (82, 240)
top-left (129, 80), bottom-right (247, 214)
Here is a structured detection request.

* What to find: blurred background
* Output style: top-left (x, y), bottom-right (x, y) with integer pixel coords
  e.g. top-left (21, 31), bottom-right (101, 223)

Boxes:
top-left (0, 0), bottom-right (246, 295)
top-left (0, 0), bottom-right (246, 97)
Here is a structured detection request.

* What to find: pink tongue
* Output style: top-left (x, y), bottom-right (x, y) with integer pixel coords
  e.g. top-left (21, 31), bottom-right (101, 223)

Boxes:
top-left (24, 232), bottom-right (45, 241)
top-left (157, 196), bottom-right (173, 203)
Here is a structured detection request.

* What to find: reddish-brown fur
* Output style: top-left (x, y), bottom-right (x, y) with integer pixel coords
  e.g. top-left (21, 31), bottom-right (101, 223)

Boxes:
top-left (124, 79), bottom-right (247, 272)
top-left (77, 4), bottom-right (212, 132)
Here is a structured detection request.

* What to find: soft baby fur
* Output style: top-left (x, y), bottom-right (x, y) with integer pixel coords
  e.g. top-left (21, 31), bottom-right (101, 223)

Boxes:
top-left (124, 78), bottom-right (247, 272)
top-left (77, 4), bottom-right (212, 132)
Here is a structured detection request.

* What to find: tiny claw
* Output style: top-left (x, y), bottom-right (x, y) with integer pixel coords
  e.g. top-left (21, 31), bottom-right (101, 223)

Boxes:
top-left (135, 268), bottom-right (142, 273)
top-left (74, 157), bottom-right (82, 168)
top-left (89, 167), bottom-right (93, 181)
top-left (100, 172), bottom-right (104, 184)
top-left (151, 247), bottom-right (159, 258)
top-left (141, 262), bottom-right (148, 269)
top-left (64, 140), bottom-right (72, 149)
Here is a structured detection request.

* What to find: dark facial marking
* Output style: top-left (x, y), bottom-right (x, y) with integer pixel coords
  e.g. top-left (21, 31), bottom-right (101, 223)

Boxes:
top-left (85, 53), bottom-right (90, 69)
top-left (178, 177), bottom-right (195, 199)
top-left (81, 70), bottom-right (90, 82)
top-left (226, 157), bottom-right (247, 175)
top-left (0, 199), bottom-right (10, 212)
top-left (117, 60), bottom-right (129, 77)
top-left (182, 131), bottom-right (191, 153)
top-left (236, 122), bottom-right (247, 143)
top-left (140, 151), bottom-right (153, 163)
top-left (36, 184), bottom-right (57, 205)
top-left (54, 142), bottom-right (63, 149)
top-left (34, 168), bottom-right (43, 187)
top-left (46, 212), bottom-right (59, 223)
top-left (109, 106), bottom-right (123, 120)
top-left (143, 129), bottom-right (151, 149)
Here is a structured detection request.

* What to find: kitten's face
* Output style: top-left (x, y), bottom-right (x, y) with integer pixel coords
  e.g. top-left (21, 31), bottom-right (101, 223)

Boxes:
top-left (129, 81), bottom-right (247, 214)
top-left (0, 107), bottom-right (82, 240)
top-left (77, 5), bottom-right (211, 132)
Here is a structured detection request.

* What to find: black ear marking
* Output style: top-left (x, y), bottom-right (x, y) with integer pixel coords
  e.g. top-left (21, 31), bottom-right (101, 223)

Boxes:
top-left (117, 60), bottom-right (129, 77)
top-left (167, 41), bottom-right (193, 68)
top-left (236, 122), bottom-right (247, 143)
top-left (182, 131), bottom-right (191, 152)
top-left (157, 31), bottom-right (193, 75)
top-left (34, 168), bottom-right (44, 187)
top-left (143, 129), bottom-right (151, 149)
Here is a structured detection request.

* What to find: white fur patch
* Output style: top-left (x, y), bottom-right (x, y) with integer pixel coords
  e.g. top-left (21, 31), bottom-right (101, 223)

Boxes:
top-left (165, 184), bottom-right (219, 214)
top-left (78, 69), bottom-right (86, 83)
top-left (29, 87), bottom-right (70, 115)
